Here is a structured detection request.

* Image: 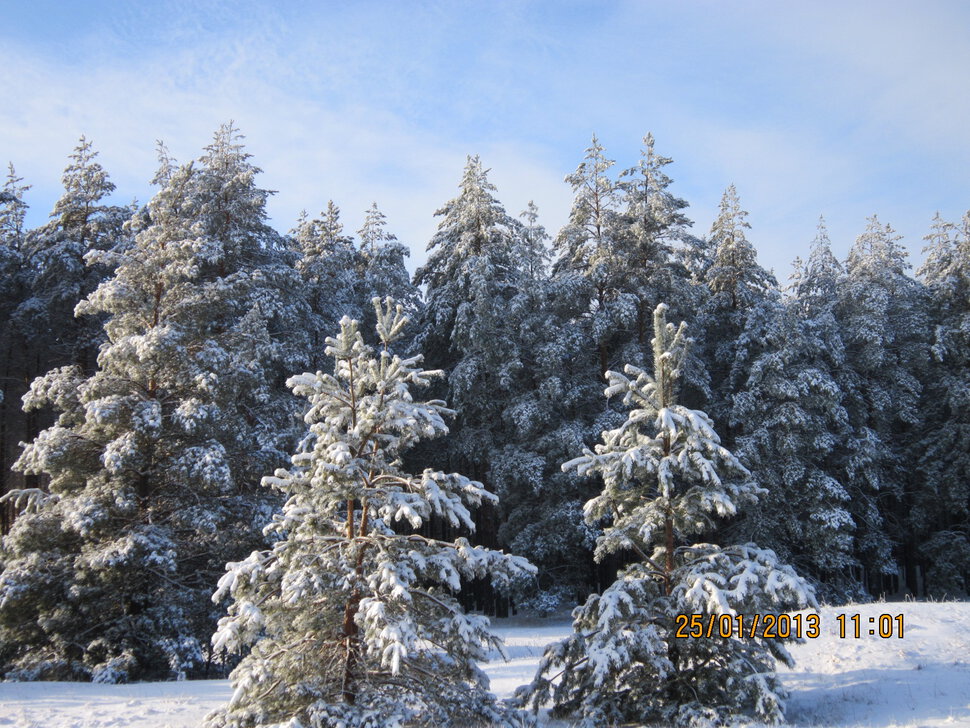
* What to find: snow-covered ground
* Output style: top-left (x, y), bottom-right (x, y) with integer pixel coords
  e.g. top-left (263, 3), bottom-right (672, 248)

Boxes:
top-left (1, 601), bottom-right (968, 727)
top-left (778, 601), bottom-right (970, 727)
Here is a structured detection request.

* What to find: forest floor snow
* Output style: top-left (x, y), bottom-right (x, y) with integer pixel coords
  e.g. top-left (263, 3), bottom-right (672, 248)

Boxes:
top-left (0, 601), bottom-right (968, 727)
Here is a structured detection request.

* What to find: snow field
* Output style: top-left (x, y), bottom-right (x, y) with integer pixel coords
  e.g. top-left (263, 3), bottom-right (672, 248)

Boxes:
top-left (1, 601), bottom-right (967, 727)
top-left (779, 601), bottom-right (970, 727)
top-left (0, 679), bottom-right (233, 728)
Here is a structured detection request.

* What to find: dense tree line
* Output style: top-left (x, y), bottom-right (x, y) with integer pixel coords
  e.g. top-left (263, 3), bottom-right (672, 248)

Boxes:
top-left (0, 125), bottom-right (967, 691)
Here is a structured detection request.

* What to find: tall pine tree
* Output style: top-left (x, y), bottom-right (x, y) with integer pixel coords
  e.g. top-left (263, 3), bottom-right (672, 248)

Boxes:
top-left (731, 223), bottom-right (857, 599)
top-left (20, 137), bottom-right (131, 375)
top-left (355, 202), bottom-right (421, 338)
top-left (292, 202), bottom-right (361, 371)
top-left (518, 304), bottom-right (814, 726)
top-left (836, 216), bottom-right (927, 593)
top-left (0, 165), bottom-right (31, 534)
top-left (206, 300), bottom-right (534, 728)
top-left (914, 211), bottom-right (970, 596)
top-left (0, 125), bottom-right (304, 681)
top-left (413, 156), bottom-right (529, 518)
top-left (698, 184), bottom-right (777, 436)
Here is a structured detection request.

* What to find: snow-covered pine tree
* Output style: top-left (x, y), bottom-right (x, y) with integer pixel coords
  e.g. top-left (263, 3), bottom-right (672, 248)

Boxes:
top-left (19, 137), bottom-right (131, 375)
top-left (205, 299), bottom-right (535, 728)
top-left (518, 200), bottom-right (551, 282)
top-left (0, 163), bottom-right (29, 244)
top-left (0, 164), bottom-right (30, 533)
top-left (553, 135), bottom-right (638, 376)
top-left (731, 222), bottom-right (857, 599)
top-left (836, 216), bottom-right (928, 592)
top-left (914, 211), bottom-right (970, 597)
top-left (509, 135), bottom-right (706, 606)
top-left (699, 184), bottom-right (777, 435)
top-left (8, 140), bottom-right (131, 526)
top-left (0, 125), bottom-right (304, 681)
top-left (616, 134), bottom-right (709, 408)
top-left (517, 304), bottom-right (815, 727)
top-left (500, 139), bottom-right (631, 597)
top-left (292, 201), bottom-right (362, 371)
top-left (616, 133), bottom-right (697, 340)
top-left (493, 203), bottom-right (605, 608)
top-left (169, 121), bottom-right (307, 487)
top-left (414, 155), bottom-right (526, 385)
top-left (705, 186), bottom-right (774, 311)
top-left (355, 202), bottom-right (421, 338)
top-left (413, 157), bottom-right (530, 548)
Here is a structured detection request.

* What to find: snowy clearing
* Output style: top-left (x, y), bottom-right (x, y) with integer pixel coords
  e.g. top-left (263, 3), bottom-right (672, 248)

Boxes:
top-left (1, 601), bottom-right (968, 727)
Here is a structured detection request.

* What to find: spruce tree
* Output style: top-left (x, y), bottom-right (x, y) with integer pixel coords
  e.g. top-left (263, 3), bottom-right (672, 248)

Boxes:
top-left (517, 304), bottom-right (815, 727)
top-left (205, 299), bottom-right (535, 728)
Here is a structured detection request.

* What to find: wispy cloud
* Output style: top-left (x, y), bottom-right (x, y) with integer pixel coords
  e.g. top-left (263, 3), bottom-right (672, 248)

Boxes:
top-left (2, 1), bottom-right (968, 276)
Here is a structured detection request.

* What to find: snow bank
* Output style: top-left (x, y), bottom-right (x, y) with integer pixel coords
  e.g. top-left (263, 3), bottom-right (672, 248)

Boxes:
top-left (1, 601), bottom-right (967, 727)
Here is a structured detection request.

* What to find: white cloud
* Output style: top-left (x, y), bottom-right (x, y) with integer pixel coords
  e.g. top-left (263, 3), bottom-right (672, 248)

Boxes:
top-left (3, 1), bottom-right (968, 281)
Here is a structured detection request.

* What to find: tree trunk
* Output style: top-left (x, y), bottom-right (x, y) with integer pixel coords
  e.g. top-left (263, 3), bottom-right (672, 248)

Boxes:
top-left (342, 497), bottom-right (360, 704)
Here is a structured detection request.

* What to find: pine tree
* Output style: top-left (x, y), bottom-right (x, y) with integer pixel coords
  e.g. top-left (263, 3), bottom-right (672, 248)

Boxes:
top-left (356, 202), bottom-right (421, 337)
top-left (0, 164), bottom-right (30, 244)
top-left (0, 125), bottom-right (304, 681)
top-left (518, 200), bottom-right (551, 281)
top-left (837, 216), bottom-right (928, 591)
top-left (512, 135), bottom-right (706, 604)
top-left (790, 219), bottom-right (843, 314)
top-left (205, 300), bottom-right (535, 728)
top-left (412, 156), bottom-right (543, 613)
top-left (0, 164), bottom-right (30, 533)
top-left (521, 136), bottom-right (655, 599)
top-left (20, 137), bottom-right (131, 375)
top-left (731, 223), bottom-right (857, 598)
top-left (292, 202), bottom-right (363, 371)
top-left (616, 133), bottom-right (696, 340)
top-left (705, 185), bottom-right (774, 311)
top-left (616, 134), bottom-right (708, 408)
top-left (699, 185), bottom-right (777, 433)
top-left (517, 304), bottom-right (815, 727)
top-left (492, 206), bottom-right (603, 607)
top-left (553, 135), bottom-right (637, 376)
top-left (414, 156), bottom-right (528, 481)
top-left (914, 211), bottom-right (970, 596)
top-left (180, 122), bottom-right (307, 478)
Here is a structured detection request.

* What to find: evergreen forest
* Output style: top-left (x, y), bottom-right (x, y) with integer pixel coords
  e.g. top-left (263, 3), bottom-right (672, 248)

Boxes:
top-left (0, 124), bottom-right (967, 723)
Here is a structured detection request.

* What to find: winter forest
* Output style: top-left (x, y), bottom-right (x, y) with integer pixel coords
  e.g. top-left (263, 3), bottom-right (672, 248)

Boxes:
top-left (0, 123), bottom-right (968, 727)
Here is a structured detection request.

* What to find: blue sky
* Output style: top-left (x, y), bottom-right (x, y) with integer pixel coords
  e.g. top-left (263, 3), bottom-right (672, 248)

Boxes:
top-left (2, 0), bottom-right (969, 279)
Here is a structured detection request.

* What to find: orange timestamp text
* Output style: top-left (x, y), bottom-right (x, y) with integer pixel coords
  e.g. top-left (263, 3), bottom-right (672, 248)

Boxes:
top-left (674, 612), bottom-right (904, 639)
